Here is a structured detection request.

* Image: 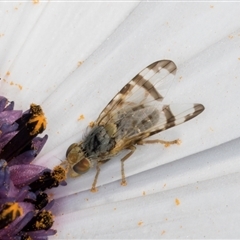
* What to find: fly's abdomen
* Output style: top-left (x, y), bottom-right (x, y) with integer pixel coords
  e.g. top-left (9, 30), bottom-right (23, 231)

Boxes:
top-left (115, 106), bottom-right (160, 138)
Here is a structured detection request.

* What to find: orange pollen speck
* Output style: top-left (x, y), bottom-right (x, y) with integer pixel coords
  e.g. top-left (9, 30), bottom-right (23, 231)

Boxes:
top-left (28, 103), bottom-right (47, 135)
top-left (78, 61), bottom-right (83, 66)
top-left (138, 221), bottom-right (143, 226)
top-left (52, 165), bottom-right (67, 182)
top-left (89, 121), bottom-right (95, 128)
top-left (78, 114), bottom-right (85, 121)
top-left (175, 198), bottom-right (180, 206)
top-left (0, 202), bottom-right (23, 225)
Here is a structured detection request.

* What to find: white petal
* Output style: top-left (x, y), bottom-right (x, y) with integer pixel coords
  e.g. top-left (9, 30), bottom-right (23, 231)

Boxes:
top-left (1, 2), bottom-right (240, 239)
top-left (39, 2), bottom-right (240, 197)
top-left (0, 2), bottom-right (138, 107)
top-left (52, 137), bottom-right (240, 238)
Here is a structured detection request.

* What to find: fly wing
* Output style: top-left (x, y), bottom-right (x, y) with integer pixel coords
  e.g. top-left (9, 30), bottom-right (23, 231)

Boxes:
top-left (141, 103), bottom-right (205, 138)
top-left (96, 60), bottom-right (177, 126)
top-left (113, 103), bottom-right (204, 144)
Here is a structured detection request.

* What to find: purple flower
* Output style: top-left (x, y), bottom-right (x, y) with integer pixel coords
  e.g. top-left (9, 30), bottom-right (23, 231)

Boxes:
top-left (0, 96), bottom-right (66, 240)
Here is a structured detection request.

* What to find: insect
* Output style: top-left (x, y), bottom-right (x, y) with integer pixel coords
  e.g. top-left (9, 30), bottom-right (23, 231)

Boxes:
top-left (64, 60), bottom-right (204, 192)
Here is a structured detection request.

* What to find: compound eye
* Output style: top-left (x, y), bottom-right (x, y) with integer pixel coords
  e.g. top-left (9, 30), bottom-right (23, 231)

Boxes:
top-left (66, 143), bottom-right (78, 157)
top-left (73, 158), bottom-right (91, 174)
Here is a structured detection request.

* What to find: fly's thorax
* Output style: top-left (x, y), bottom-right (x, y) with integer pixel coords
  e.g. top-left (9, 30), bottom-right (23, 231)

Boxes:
top-left (82, 125), bottom-right (116, 158)
top-left (66, 142), bottom-right (92, 177)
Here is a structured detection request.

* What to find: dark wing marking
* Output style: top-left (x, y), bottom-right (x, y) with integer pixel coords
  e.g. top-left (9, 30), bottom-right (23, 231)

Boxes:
top-left (113, 103), bottom-right (204, 144)
top-left (96, 60), bottom-right (177, 126)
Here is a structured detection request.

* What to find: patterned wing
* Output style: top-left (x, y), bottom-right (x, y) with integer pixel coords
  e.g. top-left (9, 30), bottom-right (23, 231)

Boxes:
top-left (96, 60), bottom-right (177, 126)
top-left (114, 103), bottom-right (205, 144)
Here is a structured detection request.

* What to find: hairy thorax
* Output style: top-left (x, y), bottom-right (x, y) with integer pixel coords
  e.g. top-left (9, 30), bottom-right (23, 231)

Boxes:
top-left (81, 126), bottom-right (116, 159)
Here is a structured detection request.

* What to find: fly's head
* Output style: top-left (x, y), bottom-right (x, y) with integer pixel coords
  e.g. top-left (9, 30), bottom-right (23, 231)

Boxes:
top-left (66, 142), bottom-right (92, 177)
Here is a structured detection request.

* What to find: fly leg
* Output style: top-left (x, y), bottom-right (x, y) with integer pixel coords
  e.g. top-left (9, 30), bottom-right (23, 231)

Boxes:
top-left (138, 139), bottom-right (181, 147)
top-left (91, 162), bottom-right (102, 193)
top-left (121, 145), bottom-right (136, 186)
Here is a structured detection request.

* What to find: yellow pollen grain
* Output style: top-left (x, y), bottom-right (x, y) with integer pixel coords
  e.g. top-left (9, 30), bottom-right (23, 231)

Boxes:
top-left (52, 165), bottom-right (67, 182)
top-left (35, 211), bottom-right (54, 230)
top-left (28, 104), bottom-right (47, 135)
top-left (4, 79), bottom-right (23, 90)
top-left (33, 0), bottom-right (39, 4)
top-left (138, 221), bottom-right (143, 226)
top-left (6, 71), bottom-right (10, 76)
top-left (78, 61), bottom-right (83, 66)
top-left (89, 121), bottom-right (95, 128)
top-left (78, 114), bottom-right (85, 121)
top-left (161, 230), bottom-right (166, 235)
top-left (175, 198), bottom-right (180, 206)
top-left (0, 202), bottom-right (23, 222)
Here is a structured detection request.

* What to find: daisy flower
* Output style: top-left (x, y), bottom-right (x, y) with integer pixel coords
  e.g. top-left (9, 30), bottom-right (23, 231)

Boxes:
top-left (1, 2), bottom-right (240, 239)
top-left (0, 97), bottom-right (66, 239)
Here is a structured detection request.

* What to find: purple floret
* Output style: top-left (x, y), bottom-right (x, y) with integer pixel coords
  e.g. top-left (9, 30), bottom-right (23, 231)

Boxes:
top-left (0, 96), bottom-right (66, 239)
